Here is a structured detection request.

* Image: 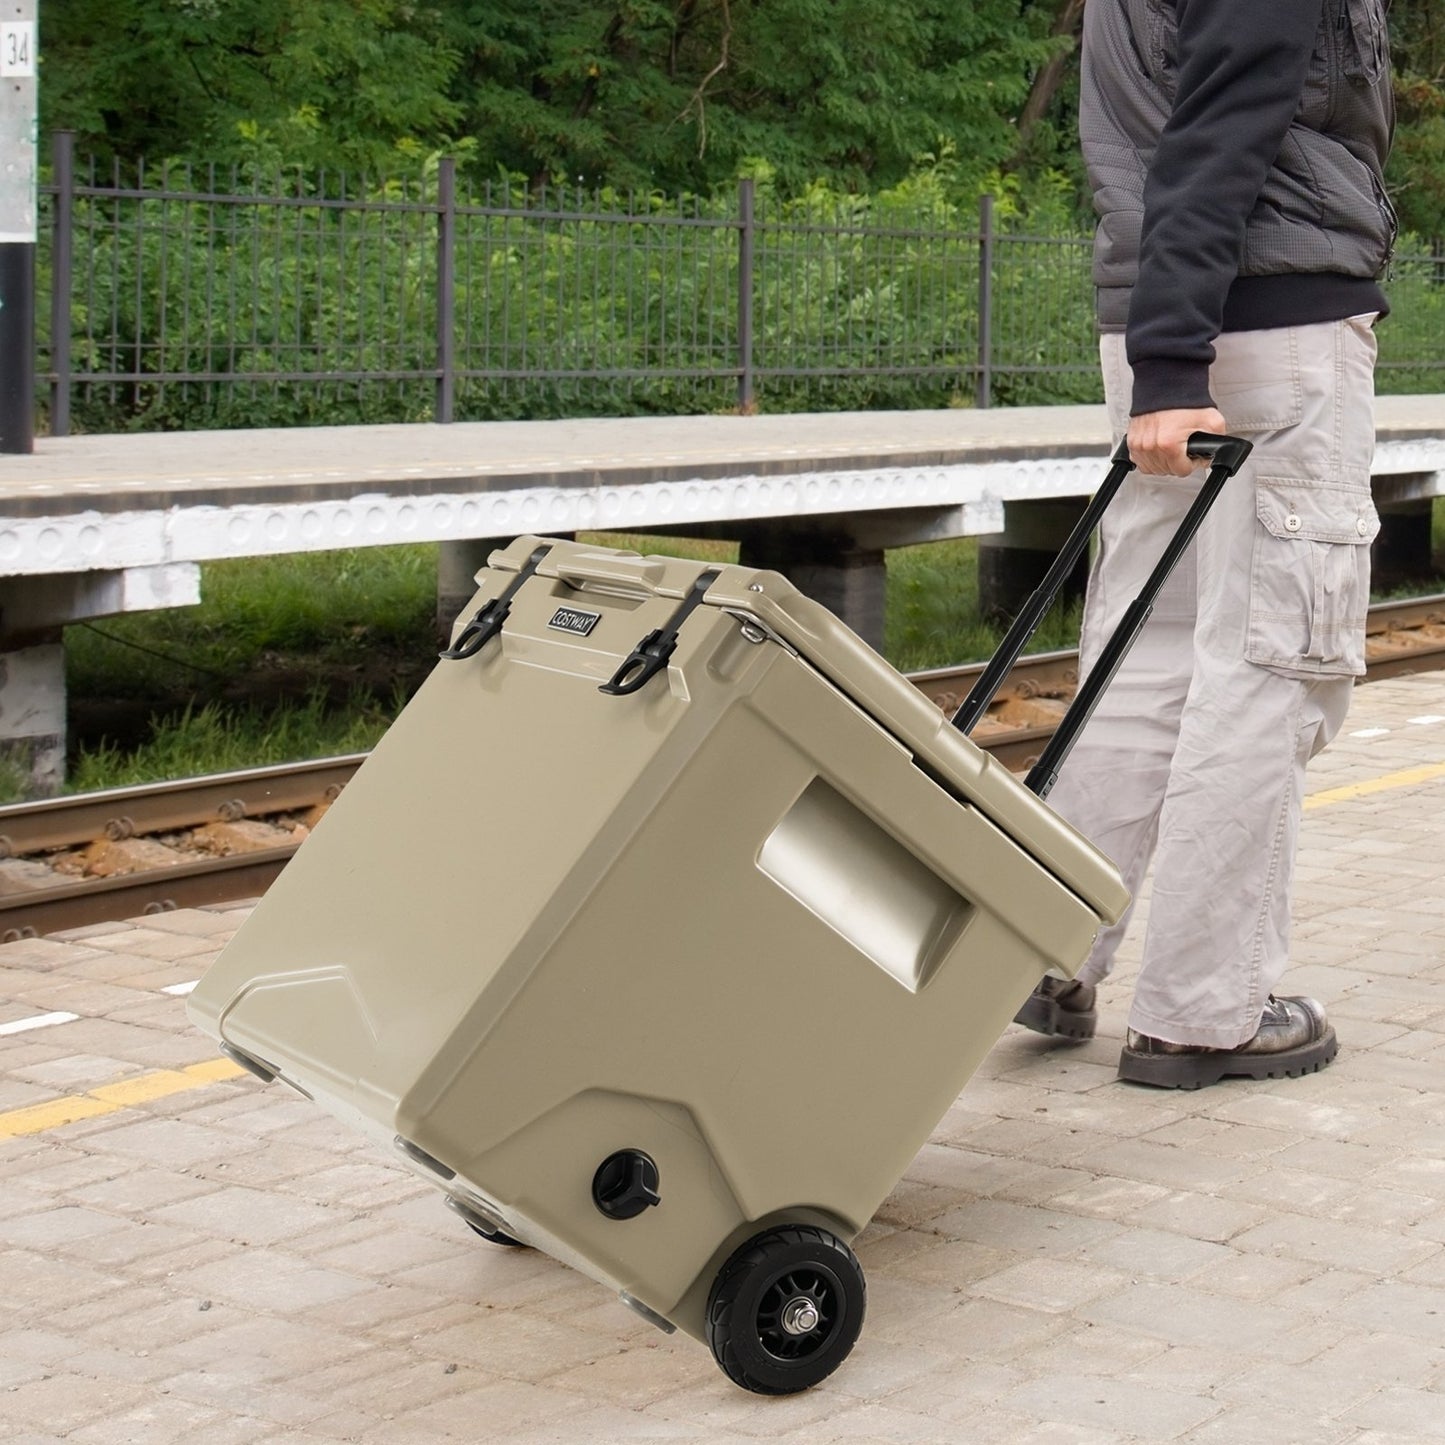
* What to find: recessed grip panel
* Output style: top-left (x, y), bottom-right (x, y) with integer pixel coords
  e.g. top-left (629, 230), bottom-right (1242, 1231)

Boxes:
top-left (758, 778), bottom-right (973, 992)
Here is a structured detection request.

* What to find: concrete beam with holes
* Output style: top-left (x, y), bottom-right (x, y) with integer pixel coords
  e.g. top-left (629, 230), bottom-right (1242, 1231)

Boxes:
top-left (0, 401), bottom-right (1440, 590)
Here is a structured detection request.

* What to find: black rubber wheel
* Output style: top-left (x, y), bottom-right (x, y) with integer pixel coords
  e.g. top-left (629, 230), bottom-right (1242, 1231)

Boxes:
top-left (705, 1225), bottom-right (865, 1394)
top-left (466, 1220), bottom-right (527, 1248)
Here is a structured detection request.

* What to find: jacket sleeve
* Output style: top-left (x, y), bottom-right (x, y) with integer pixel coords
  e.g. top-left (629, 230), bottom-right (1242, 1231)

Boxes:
top-left (1126, 0), bottom-right (1321, 416)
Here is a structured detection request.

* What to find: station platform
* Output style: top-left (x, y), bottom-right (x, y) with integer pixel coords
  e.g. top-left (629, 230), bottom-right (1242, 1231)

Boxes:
top-left (3, 673), bottom-right (1445, 1444)
top-left (2, 399), bottom-right (1444, 796)
top-left (4, 399), bottom-right (1445, 574)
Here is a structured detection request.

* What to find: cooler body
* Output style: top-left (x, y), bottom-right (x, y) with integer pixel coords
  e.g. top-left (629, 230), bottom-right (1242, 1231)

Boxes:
top-left (189, 536), bottom-right (1127, 1344)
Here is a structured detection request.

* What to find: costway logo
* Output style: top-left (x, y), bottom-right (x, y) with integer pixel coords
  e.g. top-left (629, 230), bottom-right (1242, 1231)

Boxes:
top-left (548, 606), bottom-right (602, 637)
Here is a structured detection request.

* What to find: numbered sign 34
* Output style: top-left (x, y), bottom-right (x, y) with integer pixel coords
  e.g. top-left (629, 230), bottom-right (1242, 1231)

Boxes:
top-left (1, 21), bottom-right (35, 77)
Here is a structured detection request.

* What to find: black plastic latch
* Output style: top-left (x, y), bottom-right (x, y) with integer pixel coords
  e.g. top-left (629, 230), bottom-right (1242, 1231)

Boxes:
top-left (599, 569), bottom-right (720, 696)
top-left (592, 1150), bottom-right (661, 1220)
top-left (439, 544), bottom-right (551, 661)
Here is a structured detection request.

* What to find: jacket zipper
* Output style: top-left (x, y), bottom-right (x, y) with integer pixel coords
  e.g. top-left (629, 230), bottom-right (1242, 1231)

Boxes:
top-left (1372, 174), bottom-right (1399, 279)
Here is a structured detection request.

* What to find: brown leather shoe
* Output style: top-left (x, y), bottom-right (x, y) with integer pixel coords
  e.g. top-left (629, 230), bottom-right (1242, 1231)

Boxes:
top-left (1118, 995), bottom-right (1337, 1090)
top-left (1013, 976), bottom-right (1097, 1040)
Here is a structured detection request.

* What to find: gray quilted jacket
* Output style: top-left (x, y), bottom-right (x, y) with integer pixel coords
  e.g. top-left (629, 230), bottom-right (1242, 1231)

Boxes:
top-left (1081, 0), bottom-right (1396, 414)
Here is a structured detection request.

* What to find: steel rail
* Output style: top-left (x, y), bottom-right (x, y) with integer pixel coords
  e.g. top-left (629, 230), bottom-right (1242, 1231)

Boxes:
top-left (1360, 593), bottom-right (1445, 680)
top-left (909, 648), bottom-right (1079, 718)
top-left (0, 754), bottom-right (360, 859)
top-left (0, 849), bottom-right (294, 942)
top-left (3, 592), bottom-right (1445, 939)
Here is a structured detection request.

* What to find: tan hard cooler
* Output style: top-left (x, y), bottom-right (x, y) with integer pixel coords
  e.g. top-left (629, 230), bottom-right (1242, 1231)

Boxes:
top-left (189, 534), bottom-right (1128, 1393)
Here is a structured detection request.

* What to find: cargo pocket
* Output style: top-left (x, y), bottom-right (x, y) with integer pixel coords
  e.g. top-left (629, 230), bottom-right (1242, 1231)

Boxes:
top-left (1246, 478), bottom-right (1379, 679)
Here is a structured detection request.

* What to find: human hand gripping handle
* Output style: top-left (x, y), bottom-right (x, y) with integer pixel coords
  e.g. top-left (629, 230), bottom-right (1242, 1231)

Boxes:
top-left (1126, 407), bottom-right (1229, 476)
top-left (1112, 426), bottom-right (1252, 479)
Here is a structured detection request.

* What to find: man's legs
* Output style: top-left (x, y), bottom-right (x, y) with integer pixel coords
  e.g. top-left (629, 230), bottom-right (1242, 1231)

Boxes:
top-left (1026, 317), bottom-right (1377, 1071)
top-left (1041, 332), bottom-right (1199, 992)
top-left (1126, 317), bottom-right (1375, 1049)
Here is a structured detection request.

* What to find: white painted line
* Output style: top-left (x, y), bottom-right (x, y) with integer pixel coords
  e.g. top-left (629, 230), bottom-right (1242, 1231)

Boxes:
top-left (1350, 728), bottom-right (1391, 738)
top-left (1408, 715), bottom-right (1445, 726)
top-left (161, 980), bottom-right (199, 997)
top-left (0, 1011), bottom-right (80, 1036)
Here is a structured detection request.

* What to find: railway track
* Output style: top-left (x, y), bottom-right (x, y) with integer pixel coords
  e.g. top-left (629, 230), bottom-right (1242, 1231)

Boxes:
top-left (4, 591), bottom-right (1445, 940)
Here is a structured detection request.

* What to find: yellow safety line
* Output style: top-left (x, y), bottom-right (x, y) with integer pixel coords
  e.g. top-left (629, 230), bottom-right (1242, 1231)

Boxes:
top-left (1304, 758), bottom-right (1445, 811)
top-left (0, 1057), bottom-right (245, 1140)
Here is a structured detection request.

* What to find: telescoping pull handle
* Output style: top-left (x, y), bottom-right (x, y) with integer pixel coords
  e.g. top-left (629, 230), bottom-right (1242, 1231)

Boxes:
top-left (950, 442), bottom-right (1137, 737)
top-left (1024, 432), bottom-right (1253, 799)
top-left (950, 431), bottom-right (1253, 800)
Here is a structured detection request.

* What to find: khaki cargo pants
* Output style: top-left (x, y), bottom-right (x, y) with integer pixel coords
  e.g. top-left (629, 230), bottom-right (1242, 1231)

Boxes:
top-left (1048, 316), bottom-right (1379, 1047)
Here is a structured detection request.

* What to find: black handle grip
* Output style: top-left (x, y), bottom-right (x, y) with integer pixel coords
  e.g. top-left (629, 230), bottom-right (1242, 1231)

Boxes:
top-left (1185, 432), bottom-right (1253, 475)
top-left (1110, 431), bottom-right (1253, 477)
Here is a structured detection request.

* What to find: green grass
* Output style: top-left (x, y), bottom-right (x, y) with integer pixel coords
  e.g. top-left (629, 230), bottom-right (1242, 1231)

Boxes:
top-left (58, 546), bottom-right (443, 801)
top-left (0, 757), bottom-right (33, 804)
top-left (66, 545), bottom-right (440, 700)
top-left (885, 536), bottom-right (1083, 672)
top-left (65, 692), bottom-right (404, 793)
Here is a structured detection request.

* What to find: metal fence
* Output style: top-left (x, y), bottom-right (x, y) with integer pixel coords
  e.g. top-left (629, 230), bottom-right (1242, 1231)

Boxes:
top-left (35, 133), bottom-right (1445, 435)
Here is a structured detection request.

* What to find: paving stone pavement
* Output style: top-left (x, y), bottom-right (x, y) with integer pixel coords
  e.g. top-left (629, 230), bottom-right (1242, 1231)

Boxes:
top-left (4, 675), bottom-right (1445, 1444)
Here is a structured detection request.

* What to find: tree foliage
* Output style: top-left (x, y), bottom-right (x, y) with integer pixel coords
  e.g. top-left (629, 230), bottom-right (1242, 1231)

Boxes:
top-left (41, 0), bottom-right (463, 172)
top-left (42, 0), bottom-right (1072, 195)
top-left (446, 0), bottom-right (1062, 192)
top-left (39, 0), bottom-right (1445, 230)
top-left (1385, 0), bottom-right (1445, 239)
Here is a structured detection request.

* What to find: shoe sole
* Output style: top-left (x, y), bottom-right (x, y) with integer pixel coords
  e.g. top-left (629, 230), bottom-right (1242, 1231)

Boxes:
top-left (1117, 1026), bottom-right (1338, 1090)
top-left (1013, 991), bottom-right (1096, 1041)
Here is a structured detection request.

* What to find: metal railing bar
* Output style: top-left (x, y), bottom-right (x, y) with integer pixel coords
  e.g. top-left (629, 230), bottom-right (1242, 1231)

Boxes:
top-left (38, 183), bottom-right (440, 217)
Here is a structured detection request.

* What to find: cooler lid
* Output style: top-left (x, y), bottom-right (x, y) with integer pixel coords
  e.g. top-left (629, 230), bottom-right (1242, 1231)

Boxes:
top-left (488, 536), bottom-right (1129, 924)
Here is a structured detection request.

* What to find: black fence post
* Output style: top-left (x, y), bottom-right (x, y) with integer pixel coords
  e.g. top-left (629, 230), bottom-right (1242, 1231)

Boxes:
top-left (50, 131), bottom-right (75, 438)
top-left (435, 155), bottom-right (457, 424)
top-left (976, 193), bottom-right (994, 410)
top-left (737, 178), bottom-right (756, 412)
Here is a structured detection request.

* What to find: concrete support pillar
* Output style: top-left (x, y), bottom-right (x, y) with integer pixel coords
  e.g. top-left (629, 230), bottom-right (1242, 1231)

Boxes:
top-left (1370, 498), bottom-right (1436, 594)
top-left (0, 566), bottom-right (202, 800)
top-left (437, 538), bottom-right (505, 644)
top-left (976, 497), bottom-right (1091, 624)
top-left (0, 635), bottom-right (65, 799)
top-left (738, 528), bottom-right (887, 652)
